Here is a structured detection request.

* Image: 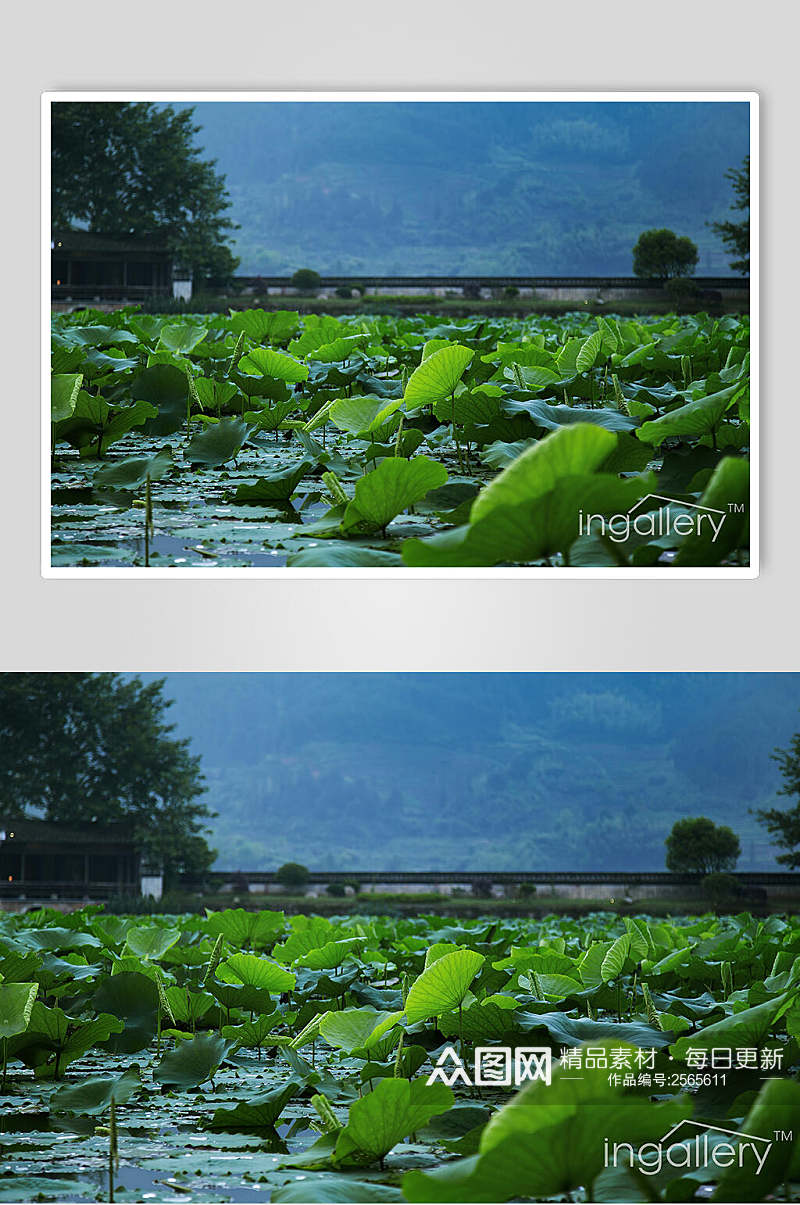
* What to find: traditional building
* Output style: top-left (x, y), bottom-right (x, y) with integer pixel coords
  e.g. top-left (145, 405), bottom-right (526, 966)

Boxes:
top-left (51, 231), bottom-right (191, 304)
top-left (0, 817), bottom-right (160, 901)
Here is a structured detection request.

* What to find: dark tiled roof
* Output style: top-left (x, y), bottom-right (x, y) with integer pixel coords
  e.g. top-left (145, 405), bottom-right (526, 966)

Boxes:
top-left (52, 230), bottom-right (171, 254)
top-left (0, 816), bottom-right (136, 847)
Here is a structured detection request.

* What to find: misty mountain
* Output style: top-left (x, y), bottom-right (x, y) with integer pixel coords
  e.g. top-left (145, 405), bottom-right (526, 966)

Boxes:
top-left (183, 100), bottom-right (750, 276)
top-left (141, 674), bottom-right (797, 873)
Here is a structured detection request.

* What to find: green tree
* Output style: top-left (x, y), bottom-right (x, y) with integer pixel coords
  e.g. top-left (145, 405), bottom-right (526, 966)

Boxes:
top-left (51, 102), bottom-right (238, 286)
top-left (665, 816), bottom-right (741, 874)
top-left (0, 674), bottom-right (214, 884)
top-left (275, 862), bottom-right (310, 892)
top-left (756, 726), bottom-right (800, 867)
top-left (632, 229), bottom-right (699, 279)
top-left (291, 268), bottom-right (321, 293)
top-left (710, 156), bottom-right (750, 274)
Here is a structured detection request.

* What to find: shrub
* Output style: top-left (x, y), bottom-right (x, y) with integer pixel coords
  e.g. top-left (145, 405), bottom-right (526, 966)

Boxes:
top-left (326, 883), bottom-right (346, 897)
top-left (503, 285), bottom-right (519, 298)
top-left (666, 277), bottom-right (700, 306)
top-left (517, 883), bottom-right (537, 899)
top-left (702, 871), bottom-right (740, 907)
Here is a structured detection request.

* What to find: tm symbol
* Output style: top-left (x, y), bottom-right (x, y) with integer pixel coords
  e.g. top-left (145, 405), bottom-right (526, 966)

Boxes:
top-left (774, 1129), bottom-right (793, 1142)
top-left (728, 502), bottom-right (746, 513)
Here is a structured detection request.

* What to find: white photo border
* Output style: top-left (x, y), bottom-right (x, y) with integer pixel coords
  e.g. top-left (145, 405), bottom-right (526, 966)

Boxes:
top-left (41, 90), bottom-right (759, 580)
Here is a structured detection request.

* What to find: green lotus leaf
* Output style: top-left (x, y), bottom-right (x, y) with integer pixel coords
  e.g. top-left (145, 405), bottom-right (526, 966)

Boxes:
top-left (132, 364), bottom-right (190, 437)
top-left (51, 373), bottom-right (83, 423)
top-left (234, 459), bottom-right (314, 503)
top-left (94, 446), bottom-right (174, 491)
top-left (286, 543), bottom-right (403, 568)
top-left (471, 424), bottom-right (616, 524)
top-left (342, 456), bottom-right (447, 533)
top-left (239, 346), bottom-right (309, 384)
top-left (402, 473), bottom-right (651, 567)
top-left (186, 417), bottom-right (251, 466)
top-left (671, 993), bottom-right (792, 1059)
top-left (226, 308), bottom-right (300, 345)
top-left (217, 952), bottom-right (295, 993)
top-left (157, 323), bottom-right (208, 354)
top-left (207, 1078), bottom-right (303, 1132)
top-left (203, 908), bottom-right (286, 950)
top-left (319, 1008), bottom-right (403, 1055)
top-left (504, 398), bottom-right (637, 433)
top-left (673, 456), bottom-right (749, 566)
top-left (335, 1077), bottom-right (454, 1165)
top-left (405, 949), bottom-right (484, 1025)
top-left (50, 1065), bottom-right (142, 1114)
top-left (153, 1033), bottom-right (233, 1090)
top-left (272, 1177), bottom-right (405, 1203)
top-left (403, 1041), bottom-right (688, 1202)
top-left (0, 982), bottom-right (38, 1040)
top-left (637, 385), bottom-right (738, 446)
top-left (329, 396), bottom-right (402, 436)
top-left (92, 972), bottom-right (159, 1054)
top-left (403, 344), bottom-right (474, 407)
top-left (124, 925), bottom-right (181, 961)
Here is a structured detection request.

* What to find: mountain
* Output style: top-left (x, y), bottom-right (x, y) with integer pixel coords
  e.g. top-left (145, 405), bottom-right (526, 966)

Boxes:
top-left (140, 674), bottom-right (797, 873)
top-left (182, 100), bottom-right (750, 276)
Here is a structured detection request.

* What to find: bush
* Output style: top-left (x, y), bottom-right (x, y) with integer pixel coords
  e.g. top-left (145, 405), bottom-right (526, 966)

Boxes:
top-left (326, 883), bottom-right (346, 897)
top-left (517, 883), bottom-right (537, 899)
top-left (344, 879), bottom-right (361, 895)
top-left (291, 268), bottom-right (322, 294)
top-left (471, 879), bottom-right (494, 898)
top-left (275, 861), bottom-right (310, 892)
top-left (334, 285), bottom-right (354, 299)
top-left (666, 277), bottom-right (700, 305)
top-left (503, 285), bottom-right (519, 298)
top-left (702, 871), bottom-right (740, 907)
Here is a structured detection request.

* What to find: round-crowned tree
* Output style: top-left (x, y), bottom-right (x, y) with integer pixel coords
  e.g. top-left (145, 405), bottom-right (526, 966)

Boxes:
top-left (291, 268), bottom-right (322, 294)
top-left (633, 229), bottom-right (699, 279)
top-left (275, 861), bottom-right (310, 892)
top-left (665, 817), bottom-right (741, 874)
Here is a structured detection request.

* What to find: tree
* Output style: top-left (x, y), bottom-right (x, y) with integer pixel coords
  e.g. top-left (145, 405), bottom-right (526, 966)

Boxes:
top-left (710, 156), bottom-right (750, 274)
top-left (291, 268), bottom-right (321, 293)
top-left (0, 674), bottom-right (214, 884)
top-left (756, 726), bottom-right (800, 867)
top-left (665, 816), bottom-right (740, 874)
top-left (275, 862), bottom-right (310, 892)
top-left (632, 229), bottom-right (699, 279)
top-left (51, 102), bottom-right (238, 286)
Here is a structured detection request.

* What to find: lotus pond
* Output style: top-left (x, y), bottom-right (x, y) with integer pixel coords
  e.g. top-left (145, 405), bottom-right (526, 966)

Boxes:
top-left (50, 308), bottom-right (750, 569)
top-left (1, 906), bottom-right (797, 1203)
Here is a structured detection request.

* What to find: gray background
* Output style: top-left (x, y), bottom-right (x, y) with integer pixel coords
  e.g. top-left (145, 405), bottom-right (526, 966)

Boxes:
top-left (2, 0), bottom-right (790, 671)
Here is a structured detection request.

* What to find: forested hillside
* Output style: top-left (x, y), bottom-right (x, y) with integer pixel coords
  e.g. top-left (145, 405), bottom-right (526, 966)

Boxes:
top-left (185, 101), bottom-right (749, 276)
top-left (144, 674), bottom-right (795, 872)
